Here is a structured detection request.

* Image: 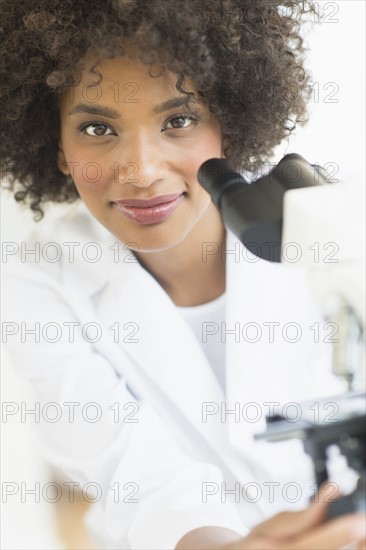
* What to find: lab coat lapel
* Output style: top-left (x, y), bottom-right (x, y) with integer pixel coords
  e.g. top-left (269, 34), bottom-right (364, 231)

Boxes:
top-left (224, 230), bottom-right (331, 446)
top-left (97, 251), bottom-right (227, 444)
top-left (57, 204), bottom-right (228, 450)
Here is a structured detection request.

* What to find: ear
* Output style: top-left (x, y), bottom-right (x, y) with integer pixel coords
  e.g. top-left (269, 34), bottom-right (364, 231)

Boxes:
top-left (57, 142), bottom-right (69, 176)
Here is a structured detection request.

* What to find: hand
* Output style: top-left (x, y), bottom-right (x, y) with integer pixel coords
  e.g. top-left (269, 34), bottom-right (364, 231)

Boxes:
top-left (175, 485), bottom-right (365, 550)
top-left (227, 485), bottom-right (365, 550)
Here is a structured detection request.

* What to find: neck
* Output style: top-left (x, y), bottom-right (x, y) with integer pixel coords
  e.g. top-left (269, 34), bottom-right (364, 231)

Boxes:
top-left (135, 203), bottom-right (226, 306)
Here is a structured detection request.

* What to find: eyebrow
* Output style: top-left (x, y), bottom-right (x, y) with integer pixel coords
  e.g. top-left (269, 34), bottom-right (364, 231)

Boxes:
top-left (67, 95), bottom-right (201, 118)
top-left (68, 104), bottom-right (121, 118)
top-left (153, 95), bottom-right (200, 113)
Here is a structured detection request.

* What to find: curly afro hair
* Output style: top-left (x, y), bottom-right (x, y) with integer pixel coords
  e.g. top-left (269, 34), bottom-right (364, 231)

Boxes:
top-left (1, 0), bottom-right (315, 218)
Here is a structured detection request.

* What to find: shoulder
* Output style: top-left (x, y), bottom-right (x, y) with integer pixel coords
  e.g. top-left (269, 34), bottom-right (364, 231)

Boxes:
top-left (3, 202), bottom-right (126, 297)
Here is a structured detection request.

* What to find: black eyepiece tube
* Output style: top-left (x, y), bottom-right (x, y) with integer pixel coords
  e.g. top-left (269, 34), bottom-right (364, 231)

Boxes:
top-left (198, 154), bottom-right (328, 262)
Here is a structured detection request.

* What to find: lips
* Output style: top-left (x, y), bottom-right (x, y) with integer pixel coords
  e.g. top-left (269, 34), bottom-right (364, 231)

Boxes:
top-left (114, 193), bottom-right (183, 208)
top-left (112, 192), bottom-right (184, 224)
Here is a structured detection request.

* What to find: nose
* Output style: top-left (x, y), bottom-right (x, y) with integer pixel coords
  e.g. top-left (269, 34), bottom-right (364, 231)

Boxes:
top-left (116, 132), bottom-right (168, 189)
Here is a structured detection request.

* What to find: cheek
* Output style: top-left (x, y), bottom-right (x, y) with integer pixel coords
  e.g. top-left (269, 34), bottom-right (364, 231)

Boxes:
top-left (184, 129), bottom-right (223, 189)
top-left (65, 150), bottom-right (111, 199)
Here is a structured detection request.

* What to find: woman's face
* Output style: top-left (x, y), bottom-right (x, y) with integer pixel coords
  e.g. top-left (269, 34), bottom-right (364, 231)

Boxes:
top-left (57, 55), bottom-right (223, 252)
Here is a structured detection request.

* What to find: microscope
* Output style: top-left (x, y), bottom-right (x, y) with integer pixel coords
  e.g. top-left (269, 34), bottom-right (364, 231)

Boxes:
top-left (198, 154), bottom-right (365, 518)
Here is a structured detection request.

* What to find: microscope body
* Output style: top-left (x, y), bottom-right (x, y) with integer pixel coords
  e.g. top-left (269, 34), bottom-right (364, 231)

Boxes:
top-left (198, 154), bottom-right (366, 517)
top-left (280, 177), bottom-right (365, 517)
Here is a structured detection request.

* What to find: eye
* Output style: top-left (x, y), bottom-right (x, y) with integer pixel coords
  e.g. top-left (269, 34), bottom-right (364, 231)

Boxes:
top-left (162, 113), bottom-right (199, 131)
top-left (79, 122), bottom-right (115, 137)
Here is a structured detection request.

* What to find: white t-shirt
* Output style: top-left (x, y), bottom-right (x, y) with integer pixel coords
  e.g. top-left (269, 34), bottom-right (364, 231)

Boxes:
top-left (176, 293), bottom-right (226, 393)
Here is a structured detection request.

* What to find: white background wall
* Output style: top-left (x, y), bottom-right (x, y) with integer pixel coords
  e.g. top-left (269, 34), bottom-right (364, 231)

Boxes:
top-left (275, 0), bottom-right (365, 187)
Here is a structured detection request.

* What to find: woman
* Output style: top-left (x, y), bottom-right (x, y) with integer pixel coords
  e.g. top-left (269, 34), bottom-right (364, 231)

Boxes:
top-left (1, 1), bottom-right (364, 548)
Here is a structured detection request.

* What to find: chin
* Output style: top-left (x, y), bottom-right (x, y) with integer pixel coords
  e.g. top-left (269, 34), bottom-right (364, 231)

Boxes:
top-left (125, 237), bottom-right (184, 254)
top-left (118, 226), bottom-right (194, 254)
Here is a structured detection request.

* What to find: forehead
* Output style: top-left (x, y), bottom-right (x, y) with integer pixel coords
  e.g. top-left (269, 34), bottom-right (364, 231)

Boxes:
top-left (61, 55), bottom-right (198, 109)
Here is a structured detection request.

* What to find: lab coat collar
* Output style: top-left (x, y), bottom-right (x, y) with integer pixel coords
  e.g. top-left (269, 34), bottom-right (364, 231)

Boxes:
top-left (59, 203), bottom-right (125, 298)
top-left (59, 207), bottom-right (272, 459)
top-left (96, 234), bottom-right (230, 446)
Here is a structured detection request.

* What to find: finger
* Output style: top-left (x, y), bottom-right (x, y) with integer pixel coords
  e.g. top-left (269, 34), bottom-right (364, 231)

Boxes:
top-left (281, 512), bottom-right (366, 550)
top-left (251, 482), bottom-right (341, 540)
top-left (310, 481), bottom-right (342, 509)
top-left (251, 505), bottom-right (324, 540)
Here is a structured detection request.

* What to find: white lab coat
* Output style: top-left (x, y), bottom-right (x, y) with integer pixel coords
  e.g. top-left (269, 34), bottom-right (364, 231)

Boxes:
top-left (3, 202), bottom-right (343, 549)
